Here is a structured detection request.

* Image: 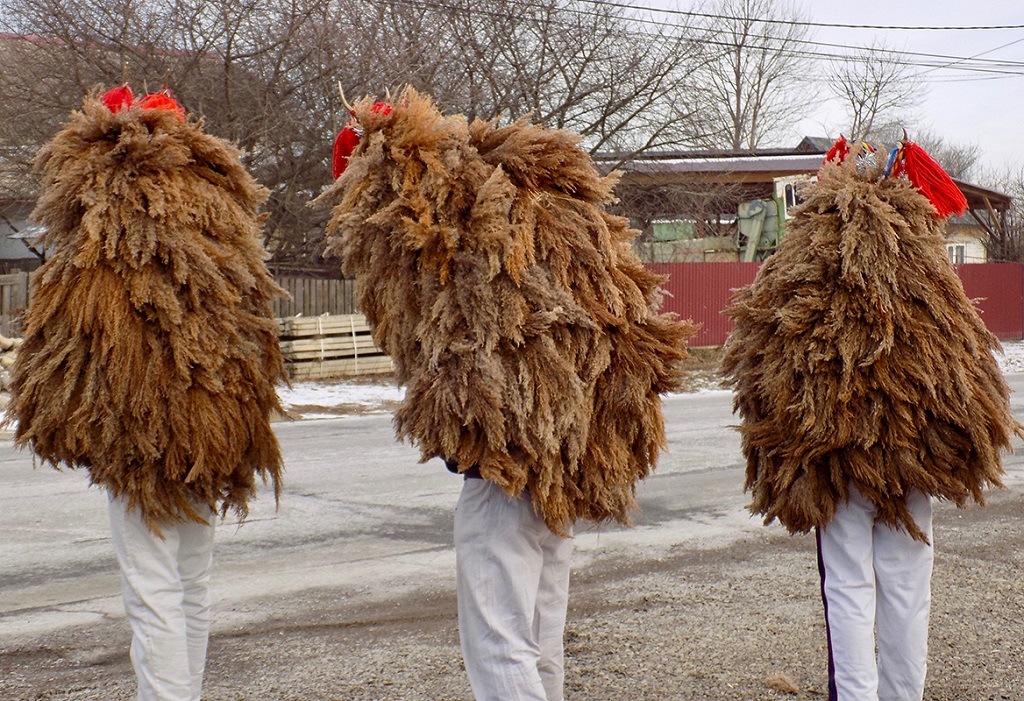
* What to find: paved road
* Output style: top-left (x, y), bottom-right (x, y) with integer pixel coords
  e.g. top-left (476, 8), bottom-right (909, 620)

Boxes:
top-left (3, 377), bottom-right (1023, 647)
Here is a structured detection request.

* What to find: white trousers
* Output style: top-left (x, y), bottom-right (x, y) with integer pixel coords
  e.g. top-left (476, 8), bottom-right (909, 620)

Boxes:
top-left (107, 494), bottom-right (216, 701)
top-left (454, 478), bottom-right (574, 701)
top-left (816, 486), bottom-right (933, 701)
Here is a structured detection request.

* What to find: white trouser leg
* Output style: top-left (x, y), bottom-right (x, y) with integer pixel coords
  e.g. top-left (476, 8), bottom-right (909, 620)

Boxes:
top-left (535, 520), bottom-right (573, 701)
top-left (108, 493), bottom-right (216, 701)
top-left (817, 486), bottom-right (879, 701)
top-left (817, 486), bottom-right (933, 701)
top-left (454, 479), bottom-right (574, 701)
top-left (177, 512), bottom-right (216, 699)
top-left (875, 490), bottom-right (932, 701)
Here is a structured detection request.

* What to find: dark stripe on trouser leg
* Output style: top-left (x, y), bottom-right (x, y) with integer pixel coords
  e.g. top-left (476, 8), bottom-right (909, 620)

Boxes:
top-left (816, 527), bottom-right (838, 701)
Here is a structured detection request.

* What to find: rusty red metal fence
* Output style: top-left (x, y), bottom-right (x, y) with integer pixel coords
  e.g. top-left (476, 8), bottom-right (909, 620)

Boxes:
top-left (956, 263), bottom-right (1024, 341)
top-left (650, 262), bottom-right (1024, 347)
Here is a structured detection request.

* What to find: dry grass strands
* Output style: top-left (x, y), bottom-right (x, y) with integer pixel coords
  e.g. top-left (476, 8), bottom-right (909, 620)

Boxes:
top-left (720, 158), bottom-right (1021, 541)
top-left (764, 673), bottom-right (801, 695)
top-left (8, 95), bottom-right (285, 532)
top-left (317, 88), bottom-right (695, 533)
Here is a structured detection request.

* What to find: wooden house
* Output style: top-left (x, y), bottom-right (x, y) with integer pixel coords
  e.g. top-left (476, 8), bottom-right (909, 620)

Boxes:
top-left (598, 139), bottom-right (1010, 264)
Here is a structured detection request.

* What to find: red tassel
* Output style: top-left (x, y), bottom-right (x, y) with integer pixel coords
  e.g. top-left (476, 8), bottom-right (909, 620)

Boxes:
top-left (892, 141), bottom-right (967, 218)
top-left (823, 136), bottom-right (849, 166)
top-left (101, 84), bottom-right (134, 113)
top-left (332, 125), bottom-right (361, 178)
top-left (137, 92), bottom-right (185, 121)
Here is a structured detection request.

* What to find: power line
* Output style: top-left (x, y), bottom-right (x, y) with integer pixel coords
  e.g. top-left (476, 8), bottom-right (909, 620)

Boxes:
top-left (579, 0), bottom-right (1024, 32)
top-left (915, 33), bottom-right (1024, 77)
top-left (396, 0), bottom-right (1024, 77)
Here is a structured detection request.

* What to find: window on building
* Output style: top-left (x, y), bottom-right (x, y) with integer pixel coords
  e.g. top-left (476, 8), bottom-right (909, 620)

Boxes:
top-left (946, 243), bottom-right (966, 265)
top-left (783, 183), bottom-right (799, 216)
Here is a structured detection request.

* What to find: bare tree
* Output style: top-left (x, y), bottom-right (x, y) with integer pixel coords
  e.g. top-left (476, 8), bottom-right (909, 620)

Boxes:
top-left (358, 0), bottom-right (715, 157)
top-left (0, 0), bottom-right (363, 268)
top-left (691, 0), bottom-right (817, 150)
top-left (828, 42), bottom-right (924, 142)
top-left (996, 169), bottom-right (1024, 262)
top-left (0, 0), bottom-right (721, 267)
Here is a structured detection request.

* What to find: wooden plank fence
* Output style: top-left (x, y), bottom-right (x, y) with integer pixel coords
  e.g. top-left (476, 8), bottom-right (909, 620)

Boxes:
top-left (272, 277), bottom-right (357, 318)
top-left (277, 313), bottom-right (393, 380)
top-left (0, 272), bottom-right (29, 338)
top-left (0, 274), bottom-right (360, 336)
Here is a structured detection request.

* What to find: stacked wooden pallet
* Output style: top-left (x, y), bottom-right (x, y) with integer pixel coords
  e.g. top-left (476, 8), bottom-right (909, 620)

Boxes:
top-left (0, 333), bottom-right (21, 411)
top-left (277, 314), bottom-right (393, 380)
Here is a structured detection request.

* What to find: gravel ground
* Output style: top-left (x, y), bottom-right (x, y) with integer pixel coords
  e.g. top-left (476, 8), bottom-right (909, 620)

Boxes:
top-left (5, 483), bottom-right (1024, 701)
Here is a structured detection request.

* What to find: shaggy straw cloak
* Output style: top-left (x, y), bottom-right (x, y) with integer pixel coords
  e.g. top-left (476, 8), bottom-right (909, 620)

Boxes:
top-left (318, 88), bottom-right (695, 533)
top-left (720, 155), bottom-right (1021, 541)
top-left (8, 92), bottom-right (286, 532)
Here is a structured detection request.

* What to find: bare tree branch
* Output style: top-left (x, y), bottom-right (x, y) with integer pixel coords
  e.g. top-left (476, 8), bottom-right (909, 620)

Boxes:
top-left (692, 0), bottom-right (817, 150)
top-left (828, 42), bottom-right (924, 142)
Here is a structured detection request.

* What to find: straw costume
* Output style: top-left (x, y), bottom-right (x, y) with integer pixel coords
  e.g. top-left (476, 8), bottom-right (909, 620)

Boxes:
top-left (8, 86), bottom-right (285, 701)
top-left (720, 137), bottom-right (1021, 701)
top-left (318, 87), bottom-right (693, 701)
top-left (320, 87), bottom-right (692, 532)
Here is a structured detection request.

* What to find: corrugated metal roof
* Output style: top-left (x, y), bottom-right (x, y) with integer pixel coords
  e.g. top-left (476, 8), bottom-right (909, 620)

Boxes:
top-left (621, 153), bottom-right (825, 174)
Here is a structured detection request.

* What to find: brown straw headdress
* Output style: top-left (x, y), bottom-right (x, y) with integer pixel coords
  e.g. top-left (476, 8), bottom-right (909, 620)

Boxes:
top-left (8, 90), bottom-right (286, 533)
top-left (317, 87), bottom-right (695, 533)
top-left (721, 152), bottom-right (1021, 541)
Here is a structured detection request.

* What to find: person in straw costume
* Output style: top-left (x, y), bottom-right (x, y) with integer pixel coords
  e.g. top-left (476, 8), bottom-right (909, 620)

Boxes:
top-left (318, 86), bottom-right (694, 701)
top-left (720, 136), bottom-right (1022, 701)
top-left (7, 85), bottom-right (285, 701)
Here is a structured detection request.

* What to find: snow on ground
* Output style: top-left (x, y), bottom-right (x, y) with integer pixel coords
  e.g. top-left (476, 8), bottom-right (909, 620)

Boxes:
top-left (278, 378), bottom-right (405, 409)
top-left (997, 339), bottom-right (1024, 374)
top-left (276, 377), bottom-right (405, 419)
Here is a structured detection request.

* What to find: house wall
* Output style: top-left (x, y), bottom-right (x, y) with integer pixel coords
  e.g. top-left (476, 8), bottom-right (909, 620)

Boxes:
top-left (945, 223), bottom-right (988, 263)
top-left (654, 262), bottom-right (1024, 347)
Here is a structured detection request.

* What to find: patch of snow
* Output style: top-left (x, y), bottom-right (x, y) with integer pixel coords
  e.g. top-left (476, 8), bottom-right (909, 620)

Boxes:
top-left (277, 380), bottom-right (405, 408)
top-left (996, 340), bottom-right (1024, 374)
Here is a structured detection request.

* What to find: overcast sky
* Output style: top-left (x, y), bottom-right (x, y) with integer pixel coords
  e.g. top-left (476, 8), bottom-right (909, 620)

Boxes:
top-left (799, 1), bottom-right (1024, 178)
top-left (641, 1), bottom-right (1024, 180)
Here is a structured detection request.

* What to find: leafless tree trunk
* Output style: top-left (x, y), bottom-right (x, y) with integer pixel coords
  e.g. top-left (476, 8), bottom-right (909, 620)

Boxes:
top-left (692, 0), bottom-right (816, 150)
top-left (828, 42), bottom-right (923, 142)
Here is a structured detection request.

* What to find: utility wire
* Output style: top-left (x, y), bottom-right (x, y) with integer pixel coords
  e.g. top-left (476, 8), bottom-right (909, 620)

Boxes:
top-left (397, 0), bottom-right (1024, 77)
top-left (578, 0), bottom-right (1024, 31)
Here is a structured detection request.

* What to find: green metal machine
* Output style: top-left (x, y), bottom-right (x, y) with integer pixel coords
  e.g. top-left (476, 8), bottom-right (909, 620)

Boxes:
top-left (737, 175), bottom-right (810, 261)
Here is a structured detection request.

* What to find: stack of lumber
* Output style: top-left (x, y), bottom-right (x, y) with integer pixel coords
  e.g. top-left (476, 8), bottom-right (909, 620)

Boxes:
top-left (277, 313), bottom-right (393, 380)
top-left (0, 334), bottom-right (22, 412)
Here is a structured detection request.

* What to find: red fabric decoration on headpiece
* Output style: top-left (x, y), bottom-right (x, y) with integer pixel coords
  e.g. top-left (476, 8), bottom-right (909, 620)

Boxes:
top-left (823, 136), bottom-right (850, 166)
top-left (137, 92), bottom-right (186, 121)
top-left (892, 141), bottom-right (968, 219)
top-left (332, 125), bottom-right (361, 179)
top-left (331, 100), bottom-right (393, 178)
top-left (102, 85), bottom-right (134, 113)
